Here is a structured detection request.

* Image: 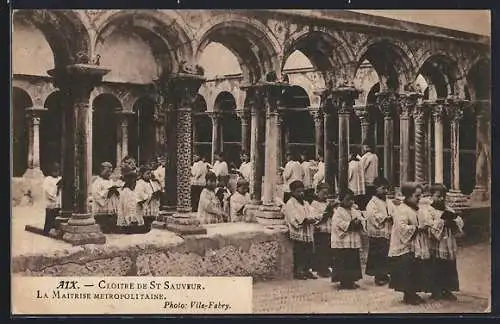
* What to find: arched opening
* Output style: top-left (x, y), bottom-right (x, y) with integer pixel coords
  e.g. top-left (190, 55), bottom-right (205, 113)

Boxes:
top-left (196, 20), bottom-right (278, 84)
top-left (12, 87), bottom-right (32, 177)
top-left (91, 94), bottom-right (121, 173)
top-left (192, 94), bottom-right (212, 162)
top-left (417, 54), bottom-right (460, 188)
top-left (282, 86), bottom-right (314, 159)
top-left (354, 41), bottom-right (414, 186)
top-left (129, 97), bottom-right (156, 166)
top-left (214, 91), bottom-right (241, 167)
top-left (40, 91), bottom-right (64, 174)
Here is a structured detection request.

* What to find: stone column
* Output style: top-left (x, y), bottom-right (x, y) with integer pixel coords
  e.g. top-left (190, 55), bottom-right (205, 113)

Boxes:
top-left (153, 111), bottom-right (166, 158)
top-left (209, 111), bottom-right (222, 163)
top-left (354, 105), bottom-right (370, 146)
top-left (236, 109), bottom-right (251, 153)
top-left (163, 106), bottom-right (177, 211)
top-left (432, 100), bottom-right (445, 184)
top-left (445, 97), bottom-right (468, 207)
top-left (471, 100), bottom-right (491, 201)
top-left (48, 64), bottom-right (110, 245)
top-left (412, 103), bottom-right (429, 184)
top-left (331, 85), bottom-right (360, 194)
top-left (311, 108), bottom-right (324, 159)
top-left (114, 110), bottom-right (134, 166)
top-left (245, 88), bottom-right (264, 204)
top-left (162, 73), bottom-right (206, 235)
top-left (322, 97), bottom-right (335, 190)
top-left (376, 91), bottom-right (398, 189)
top-left (276, 109), bottom-right (285, 168)
top-left (256, 83), bottom-right (289, 225)
top-left (23, 107), bottom-right (46, 179)
top-left (398, 94), bottom-right (413, 186)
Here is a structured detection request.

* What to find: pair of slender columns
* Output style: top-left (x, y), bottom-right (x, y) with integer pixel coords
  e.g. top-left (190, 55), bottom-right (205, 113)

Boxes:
top-left (114, 110), bottom-right (134, 167)
top-left (209, 111), bottom-right (223, 163)
top-left (22, 107), bottom-right (47, 178)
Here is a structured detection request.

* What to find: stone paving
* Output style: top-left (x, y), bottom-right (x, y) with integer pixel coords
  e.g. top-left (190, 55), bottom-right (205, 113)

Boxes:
top-left (253, 242), bottom-right (490, 313)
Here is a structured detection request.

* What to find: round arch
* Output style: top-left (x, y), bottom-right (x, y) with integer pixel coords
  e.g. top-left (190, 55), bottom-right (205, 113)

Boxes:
top-left (13, 10), bottom-right (90, 68)
top-left (92, 93), bottom-right (122, 173)
top-left (95, 10), bottom-right (194, 77)
top-left (282, 30), bottom-right (355, 82)
top-left (214, 91), bottom-right (241, 166)
top-left (129, 96), bottom-right (156, 165)
top-left (466, 57), bottom-right (490, 100)
top-left (192, 94), bottom-right (212, 162)
top-left (354, 38), bottom-right (416, 91)
top-left (416, 53), bottom-right (461, 99)
top-left (40, 91), bottom-right (64, 174)
top-left (195, 16), bottom-right (281, 84)
top-left (12, 87), bottom-right (32, 177)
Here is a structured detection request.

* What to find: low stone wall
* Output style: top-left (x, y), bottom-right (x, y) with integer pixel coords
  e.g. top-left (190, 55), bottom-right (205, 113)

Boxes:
top-left (12, 177), bottom-right (42, 207)
top-left (12, 223), bottom-right (294, 281)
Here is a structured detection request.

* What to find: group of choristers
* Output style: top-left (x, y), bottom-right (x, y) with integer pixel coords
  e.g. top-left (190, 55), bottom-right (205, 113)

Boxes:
top-left (282, 176), bottom-right (464, 305)
top-left (42, 156), bottom-right (166, 234)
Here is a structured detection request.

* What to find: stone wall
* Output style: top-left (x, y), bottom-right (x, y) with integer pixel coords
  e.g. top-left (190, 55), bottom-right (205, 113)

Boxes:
top-left (12, 224), bottom-right (294, 281)
top-left (11, 177), bottom-right (43, 207)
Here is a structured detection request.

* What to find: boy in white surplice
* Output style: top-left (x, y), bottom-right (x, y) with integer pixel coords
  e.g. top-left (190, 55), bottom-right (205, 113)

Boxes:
top-left (43, 162), bottom-right (62, 233)
top-left (91, 161), bottom-right (120, 217)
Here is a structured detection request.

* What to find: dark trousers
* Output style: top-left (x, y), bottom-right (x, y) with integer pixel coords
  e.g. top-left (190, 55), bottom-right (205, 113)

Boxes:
top-left (365, 237), bottom-right (390, 280)
top-left (313, 232), bottom-right (332, 275)
top-left (191, 185), bottom-right (204, 212)
top-left (431, 258), bottom-right (460, 292)
top-left (44, 208), bottom-right (60, 233)
top-left (293, 240), bottom-right (313, 275)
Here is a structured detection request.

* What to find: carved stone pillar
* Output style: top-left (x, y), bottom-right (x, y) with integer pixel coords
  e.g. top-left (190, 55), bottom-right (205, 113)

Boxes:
top-left (163, 106), bottom-right (177, 211)
top-left (331, 85), bottom-right (360, 194)
top-left (376, 91), bottom-right (398, 190)
top-left (236, 109), bottom-right (251, 154)
top-left (320, 92), bottom-right (335, 191)
top-left (412, 103), bottom-right (429, 184)
top-left (354, 105), bottom-right (370, 146)
top-left (23, 107), bottom-right (46, 179)
top-left (471, 100), bottom-right (491, 201)
top-left (114, 110), bottom-right (134, 167)
top-left (209, 111), bottom-right (223, 163)
top-left (432, 100), bottom-right (445, 184)
top-left (276, 109), bottom-right (285, 168)
top-left (47, 64), bottom-right (110, 245)
top-left (153, 110), bottom-right (166, 158)
top-left (398, 94), bottom-right (413, 186)
top-left (311, 108), bottom-right (324, 159)
top-left (162, 72), bottom-right (206, 235)
top-left (445, 97), bottom-right (469, 207)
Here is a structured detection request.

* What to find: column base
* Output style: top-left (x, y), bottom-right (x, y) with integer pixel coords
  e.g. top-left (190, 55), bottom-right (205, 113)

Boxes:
top-left (255, 204), bottom-right (285, 226)
top-left (151, 209), bottom-right (177, 230)
top-left (243, 202), bottom-right (261, 223)
top-left (60, 213), bottom-right (106, 245)
top-left (470, 187), bottom-right (489, 202)
top-left (446, 190), bottom-right (470, 209)
top-left (165, 212), bottom-right (207, 235)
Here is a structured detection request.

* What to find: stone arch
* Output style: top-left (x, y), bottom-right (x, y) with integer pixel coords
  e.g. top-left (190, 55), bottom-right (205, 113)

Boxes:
top-left (91, 93), bottom-right (122, 173)
top-left (13, 10), bottom-right (91, 68)
top-left (40, 90), bottom-right (64, 174)
top-left (354, 37), bottom-right (417, 91)
top-left (286, 73), bottom-right (317, 107)
top-left (415, 51), bottom-right (461, 99)
top-left (282, 29), bottom-right (355, 83)
top-left (129, 96), bottom-right (157, 165)
top-left (208, 80), bottom-right (243, 112)
top-left (94, 10), bottom-right (194, 77)
top-left (12, 87), bottom-right (33, 177)
top-left (466, 56), bottom-right (490, 101)
top-left (194, 14), bottom-right (281, 84)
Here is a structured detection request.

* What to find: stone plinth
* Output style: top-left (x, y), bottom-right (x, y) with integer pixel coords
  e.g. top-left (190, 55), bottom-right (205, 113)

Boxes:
top-left (255, 204), bottom-right (285, 227)
top-left (446, 191), bottom-right (470, 209)
top-left (13, 223), bottom-right (293, 281)
top-left (165, 212), bottom-right (207, 235)
top-left (244, 203), bottom-right (261, 223)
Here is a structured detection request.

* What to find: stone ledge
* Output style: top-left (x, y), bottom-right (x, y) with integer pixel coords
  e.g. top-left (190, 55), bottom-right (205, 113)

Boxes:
top-left (12, 223), bottom-right (293, 281)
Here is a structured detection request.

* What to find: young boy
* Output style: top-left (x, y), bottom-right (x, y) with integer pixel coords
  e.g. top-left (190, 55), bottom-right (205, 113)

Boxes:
top-left (229, 178), bottom-right (252, 222)
top-left (311, 183), bottom-right (338, 277)
top-left (330, 189), bottom-right (365, 289)
top-left (43, 162), bottom-right (62, 233)
top-left (116, 164), bottom-right (144, 233)
top-left (283, 180), bottom-right (318, 280)
top-left (197, 172), bottom-right (228, 224)
top-left (424, 183), bottom-right (464, 301)
top-left (365, 177), bottom-right (396, 285)
top-left (215, 175), bottom-right (232, 218)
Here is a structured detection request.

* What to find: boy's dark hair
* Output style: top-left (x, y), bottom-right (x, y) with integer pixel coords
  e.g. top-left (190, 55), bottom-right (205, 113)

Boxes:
top-left (401, 182), bottom-right (423, 198)
top-left (289, 180), bottom-right (304, 192)
top-left (338, 189), bottom-right (355, 202)
top-left (429, 183), bottom-right (448, 195)
top-left (373, 176), bottom-right (390, 188)
top-left (205, 171), bottom-right (217, 182)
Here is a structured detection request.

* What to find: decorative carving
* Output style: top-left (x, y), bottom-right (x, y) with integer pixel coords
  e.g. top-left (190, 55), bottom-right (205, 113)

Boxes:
top-left (85, 10), bottom-right (105, 27)
top-left (375, 91), bottom-right (399, 118)
top-left (178, 60), bottom-right (205, 76)
top-left (92, 54), bottom-right (101, 66)
top-left (311, 108), bottom-right (323, 125)
top-left (445, 95), bottom-right (468, 123)
top-left (166, 74), bottom-right (205, 109)
top-left (75, 51), bottom-right (91, 65)
top-left (431, 99), bottom-right (446, 122)
top-left (236, 109), bottom-right (250, 122)
top-left (354, 105), bottom-right (370, 124)
top-left (412, 103), bottom-right (429, 124)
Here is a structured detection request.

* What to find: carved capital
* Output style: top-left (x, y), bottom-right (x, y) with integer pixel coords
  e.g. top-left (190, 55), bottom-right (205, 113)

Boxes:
top-left (375, 91), bottom-right (399, 118)
top-left (165, 74), bottom-right (206, 109)
top-left (208, 111), bottom-right (223, 122)
top-left (236, 109), bottom-right (250, 122)
top-left (445, 96), bottom-right (469, 123)
top-left (399, 91), bottom-right (422, 119)
top-left (353, 105), bottom-right (370, 124)
top-left (412, 103), bottom-right (429, 124)
top-left (430, 99), bottom-right (446, 122)
top-left (310, 108), bottom-right (323, 125)
top-left (330, 85), bottom-right (360, 115)
top-left (48, 64), bottom-right (110, 104)
top-left (241, 81), bottom-right (290, 115)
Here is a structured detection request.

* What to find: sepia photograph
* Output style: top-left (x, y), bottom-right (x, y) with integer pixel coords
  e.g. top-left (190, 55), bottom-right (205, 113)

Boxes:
top-left (10, 9), bottom-right (491, 314)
